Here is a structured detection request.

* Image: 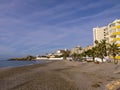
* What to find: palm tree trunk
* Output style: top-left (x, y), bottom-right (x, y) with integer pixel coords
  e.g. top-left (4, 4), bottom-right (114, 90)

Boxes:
top-left (93, 57), bottom-right (94, 62)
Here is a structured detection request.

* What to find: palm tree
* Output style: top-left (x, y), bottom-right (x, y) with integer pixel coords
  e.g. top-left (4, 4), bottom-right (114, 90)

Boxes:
top-left (108, 43), bottom-right (119, 64)
top-left (95, 40), bottom-right (107, 62)
top-left (91, 47), bottom-right (97, 62)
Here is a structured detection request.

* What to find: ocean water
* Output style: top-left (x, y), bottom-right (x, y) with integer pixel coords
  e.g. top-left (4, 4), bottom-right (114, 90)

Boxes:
top-left (0, 59), bottom-right (50, 68)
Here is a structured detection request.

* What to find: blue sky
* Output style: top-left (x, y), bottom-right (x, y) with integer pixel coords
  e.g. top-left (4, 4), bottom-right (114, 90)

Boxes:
top-left (0, 0), bottom-right (120, 57)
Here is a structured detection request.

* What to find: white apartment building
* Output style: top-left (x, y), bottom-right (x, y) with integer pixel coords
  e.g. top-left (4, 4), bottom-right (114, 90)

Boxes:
top-left (93, 26), bottom-right (107, 45)
top-left (108, 19), bottom-right (120, 46)
top-left (93, 19), bottom-right (120, 59)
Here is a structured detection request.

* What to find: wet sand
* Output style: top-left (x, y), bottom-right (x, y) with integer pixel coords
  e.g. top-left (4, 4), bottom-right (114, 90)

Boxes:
top-left (0, 60), bottom-right (120, 90)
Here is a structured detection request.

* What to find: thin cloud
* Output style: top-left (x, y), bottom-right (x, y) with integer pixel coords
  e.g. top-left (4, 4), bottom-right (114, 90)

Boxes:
top-left (0, 0), bottom-right (119, 56)
top-left (53, 4), bottom-right (120, 26)
top-left (49, 0), bottom-right (113, 20)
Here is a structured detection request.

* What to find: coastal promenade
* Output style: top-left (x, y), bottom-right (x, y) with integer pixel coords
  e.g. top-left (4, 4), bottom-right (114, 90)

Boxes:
top-left (0, 60), bottom-right (120, 90)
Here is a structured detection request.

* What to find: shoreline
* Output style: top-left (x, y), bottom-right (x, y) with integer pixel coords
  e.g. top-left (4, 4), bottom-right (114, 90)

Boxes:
top-left (0, 60), bottom-right (120, 90)
top-left (0, 59), bottom-right (53, 69)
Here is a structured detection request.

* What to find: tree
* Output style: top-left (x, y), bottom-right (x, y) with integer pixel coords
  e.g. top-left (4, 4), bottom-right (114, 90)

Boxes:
top-left (82, 47), bottom-right (96, 62)
top-left (90, 47), bottom-right (97, 62)
top-left (94, 40), bottom-right (107, 62)
top-left (62, 50), bottom-right (70, 60)
top-left (108, 43), bottom-right (119, 64)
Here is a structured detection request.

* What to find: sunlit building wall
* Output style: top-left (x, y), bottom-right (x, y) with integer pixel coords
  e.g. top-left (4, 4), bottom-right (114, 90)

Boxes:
top-left (108, 19), bottom-right (120, 46)
top-left (93, 26), bottom-right (107, 46)
top-left (93, 19), bottom-right (120, 59)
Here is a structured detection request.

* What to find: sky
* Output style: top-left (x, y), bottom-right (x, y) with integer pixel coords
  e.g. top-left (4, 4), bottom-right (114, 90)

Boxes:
top-left (0, 0), bottom-right (120, 58)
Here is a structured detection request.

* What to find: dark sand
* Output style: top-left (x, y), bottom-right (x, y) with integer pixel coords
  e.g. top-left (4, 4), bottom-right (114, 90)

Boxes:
top-left (0, 60), bottom-right (120, 90)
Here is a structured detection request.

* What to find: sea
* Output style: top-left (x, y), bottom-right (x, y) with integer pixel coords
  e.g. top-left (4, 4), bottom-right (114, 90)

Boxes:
top-left (0, 59), bottom-right (50, 68)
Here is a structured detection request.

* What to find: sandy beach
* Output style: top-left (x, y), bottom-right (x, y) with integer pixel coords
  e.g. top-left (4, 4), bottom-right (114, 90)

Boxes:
top-left (0, 60), bottom-right (120, 90)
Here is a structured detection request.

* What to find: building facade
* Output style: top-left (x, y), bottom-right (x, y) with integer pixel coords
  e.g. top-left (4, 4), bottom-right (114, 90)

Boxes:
top-left (93, 26), bottom-right (107, 45)
top-left (70, 46), bottom-right (82, 55)
top-left (93, 19), bottom-right (120, 59)
top-left (82, 45), bottom-right (94, 52)
top-left (108, 19), bottom-right (120, 46)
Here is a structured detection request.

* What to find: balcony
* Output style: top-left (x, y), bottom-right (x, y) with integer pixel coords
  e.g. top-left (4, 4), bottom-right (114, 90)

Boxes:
top-left (112, 25), bottom-right (120, 29)
top-left (112, 38), bottom-right (120, 42)
top-left (110, 32), bottom-right (120, 37)
top-left (117, 44), bottom-right (120, 46)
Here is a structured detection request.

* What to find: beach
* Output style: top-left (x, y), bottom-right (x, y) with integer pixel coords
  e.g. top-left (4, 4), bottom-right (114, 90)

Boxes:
top-left (0, 60), bottom-right (120, 90)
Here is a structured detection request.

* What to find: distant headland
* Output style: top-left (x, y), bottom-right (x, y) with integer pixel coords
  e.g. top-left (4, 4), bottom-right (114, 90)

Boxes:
top-left (9, 55), bottom-right (36, 61)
